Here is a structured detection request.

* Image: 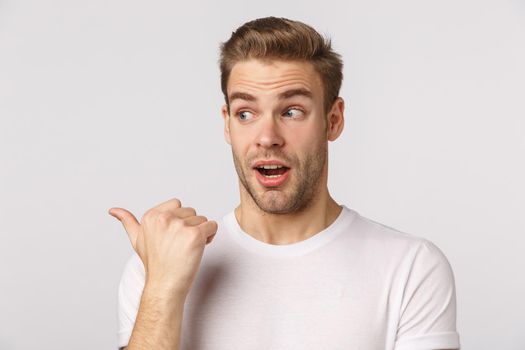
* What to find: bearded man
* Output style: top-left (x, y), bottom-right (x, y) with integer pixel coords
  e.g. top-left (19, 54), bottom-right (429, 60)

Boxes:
top-left (109, 16), bottom-right (461, 350)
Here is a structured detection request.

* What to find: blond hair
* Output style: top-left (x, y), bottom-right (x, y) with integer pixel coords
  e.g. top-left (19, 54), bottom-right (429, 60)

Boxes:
top-left (219, 16), bottom-right (343, 114)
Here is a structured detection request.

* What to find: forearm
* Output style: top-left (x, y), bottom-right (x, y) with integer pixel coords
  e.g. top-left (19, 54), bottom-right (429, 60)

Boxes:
top-left (126, 282), bottom-right (186, 350)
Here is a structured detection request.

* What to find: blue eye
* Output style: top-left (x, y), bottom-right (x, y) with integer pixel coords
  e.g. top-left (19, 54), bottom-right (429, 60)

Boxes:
top-left (238, 111), bottom-right (254, 121)
top-left (284, 108), bottom-right (304, 118)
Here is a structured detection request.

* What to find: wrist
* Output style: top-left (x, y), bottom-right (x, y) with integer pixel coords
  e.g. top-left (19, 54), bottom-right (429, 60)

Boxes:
top-left (143, 278), bottom-right (189, 301)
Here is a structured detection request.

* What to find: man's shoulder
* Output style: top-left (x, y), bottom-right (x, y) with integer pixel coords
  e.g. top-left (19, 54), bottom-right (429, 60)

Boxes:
top-left (347, 208), bottom-right (451, 267)
top-left (348, 209), bottom-right (426, 246)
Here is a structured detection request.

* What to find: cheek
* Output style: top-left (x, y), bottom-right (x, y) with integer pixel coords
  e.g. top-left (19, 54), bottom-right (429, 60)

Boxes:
top-left (230, 130), bottom-right (253, 161)
top-left (229, 123), bottom-right (250, 144)
top-left (285, 133), bottom-right (321, 168)
top-left (287, 124), bottom-right (324, 149)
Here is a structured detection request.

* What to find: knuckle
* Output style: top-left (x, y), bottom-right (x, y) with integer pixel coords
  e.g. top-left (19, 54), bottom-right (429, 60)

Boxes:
top-left (186, 207), bottom-right (197, 216)
top-left (141, 209), bottom-right (156, 223)
top-left (171, 217), bottom-right (184, 230)
top-left (187, 225), bottom-right (201, 236)
top-left (157, 211), bottom-right (173, 225)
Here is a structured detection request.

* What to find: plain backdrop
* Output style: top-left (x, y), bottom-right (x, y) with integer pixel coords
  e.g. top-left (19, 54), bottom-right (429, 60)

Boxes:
top-left (1, 0), bottom-right (524, 349)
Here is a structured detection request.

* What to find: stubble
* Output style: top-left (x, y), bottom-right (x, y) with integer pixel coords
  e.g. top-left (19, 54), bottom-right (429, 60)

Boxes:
top-left (231, 140), bottom-right (327, 215)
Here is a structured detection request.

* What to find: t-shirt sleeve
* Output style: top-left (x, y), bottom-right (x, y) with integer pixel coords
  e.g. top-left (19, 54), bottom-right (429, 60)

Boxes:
top-left (117, 252), bottom-right (145, 349)
top-left (394, 239), bottom-right (461, 350)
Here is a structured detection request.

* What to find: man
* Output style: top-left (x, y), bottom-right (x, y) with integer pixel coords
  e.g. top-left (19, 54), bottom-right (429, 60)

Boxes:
top-left (109, 17), bottom-right (460, 350)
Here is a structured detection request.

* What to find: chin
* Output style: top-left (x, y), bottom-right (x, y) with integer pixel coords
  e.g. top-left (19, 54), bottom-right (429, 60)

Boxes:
top-left (255, 192), bottom-right (301, 215)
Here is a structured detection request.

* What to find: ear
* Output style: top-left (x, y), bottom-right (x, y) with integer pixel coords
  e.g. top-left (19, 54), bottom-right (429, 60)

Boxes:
top-left (221, 104), bottom-right (231, 145)
top-left (326, 97), bottom-right (345, 141)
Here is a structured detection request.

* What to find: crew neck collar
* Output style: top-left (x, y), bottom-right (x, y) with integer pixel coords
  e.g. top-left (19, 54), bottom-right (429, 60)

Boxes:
top-left (223, 205), bottom-right (357, 258)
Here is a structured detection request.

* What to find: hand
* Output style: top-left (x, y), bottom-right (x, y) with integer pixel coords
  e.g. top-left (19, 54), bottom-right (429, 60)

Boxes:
top-left (108, 198), bottom-right (218, 296)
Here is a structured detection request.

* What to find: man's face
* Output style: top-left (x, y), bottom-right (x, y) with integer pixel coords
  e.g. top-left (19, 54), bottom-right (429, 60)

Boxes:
top-left (222, 59), bottom-right (339, 215)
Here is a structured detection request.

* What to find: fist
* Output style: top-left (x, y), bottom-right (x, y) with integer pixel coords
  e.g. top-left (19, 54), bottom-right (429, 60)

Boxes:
top-left (108, 198), bottom-right (218, 296)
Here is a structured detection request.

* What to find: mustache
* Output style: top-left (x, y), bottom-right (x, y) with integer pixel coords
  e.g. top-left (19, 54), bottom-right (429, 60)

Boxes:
top-left (248, 152), bottom-right (294, 165)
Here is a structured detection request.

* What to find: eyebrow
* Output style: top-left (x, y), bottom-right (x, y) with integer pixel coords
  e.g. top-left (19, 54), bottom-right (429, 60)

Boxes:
top-left (228, 88), bottom-right (313, 103)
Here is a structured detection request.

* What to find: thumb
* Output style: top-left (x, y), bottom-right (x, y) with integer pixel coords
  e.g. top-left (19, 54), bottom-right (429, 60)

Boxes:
top-left (108, 207), bottom-right (141, 250)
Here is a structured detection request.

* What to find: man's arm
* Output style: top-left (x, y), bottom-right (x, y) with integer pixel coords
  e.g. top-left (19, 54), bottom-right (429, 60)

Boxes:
top-left (110, 198), bottom-right (218, 350)
top-left (123, 282), bottom-right (186, 350)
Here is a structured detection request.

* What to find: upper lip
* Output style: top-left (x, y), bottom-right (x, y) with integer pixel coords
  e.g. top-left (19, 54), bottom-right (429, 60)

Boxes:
top-left (252, 160), bottom-right (290, 168)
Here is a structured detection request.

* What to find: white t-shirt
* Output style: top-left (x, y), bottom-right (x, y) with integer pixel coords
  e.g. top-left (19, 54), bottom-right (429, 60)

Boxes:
top-left (117, 205), bottom-right (460, 350)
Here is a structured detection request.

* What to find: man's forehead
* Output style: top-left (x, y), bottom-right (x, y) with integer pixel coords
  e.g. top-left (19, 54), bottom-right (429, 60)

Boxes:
top-left (227, 59), bottom-right (322, 98)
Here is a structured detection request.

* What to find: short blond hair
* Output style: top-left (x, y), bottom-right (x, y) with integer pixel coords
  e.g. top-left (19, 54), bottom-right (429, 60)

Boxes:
top-left (219, 16), bottom-right (343, 114)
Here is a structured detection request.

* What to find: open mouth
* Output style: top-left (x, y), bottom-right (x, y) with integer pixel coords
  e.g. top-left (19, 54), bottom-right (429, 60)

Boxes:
top-left (252, 162), bottom-right (292, 187)
top-left (255, 165), bottom-right (290, 178)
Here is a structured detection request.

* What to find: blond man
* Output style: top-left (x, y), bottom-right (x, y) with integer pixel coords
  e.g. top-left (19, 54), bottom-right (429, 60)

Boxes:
top-left (109, 16), bottom-right (460, 350)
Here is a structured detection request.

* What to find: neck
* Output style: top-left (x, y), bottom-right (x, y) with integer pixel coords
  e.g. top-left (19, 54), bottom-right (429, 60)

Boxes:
top-left (234, 187), bottom-right (342, 245)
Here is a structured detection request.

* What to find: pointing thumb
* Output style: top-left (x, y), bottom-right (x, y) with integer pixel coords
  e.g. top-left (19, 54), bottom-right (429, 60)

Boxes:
top-left (108, 207), bottom-right (141, 251)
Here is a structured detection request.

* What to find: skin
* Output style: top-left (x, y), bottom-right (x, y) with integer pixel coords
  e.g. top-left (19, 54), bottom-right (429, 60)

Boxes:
top-left (108, 58), bottom-right (345, 350)
top-left (109, 200), bottom-right (217, 350)
top-left (222, 58), bottom-right (346, 244)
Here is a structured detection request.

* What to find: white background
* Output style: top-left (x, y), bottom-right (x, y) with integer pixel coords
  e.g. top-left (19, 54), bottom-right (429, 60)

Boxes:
top-left (1, 0), bottom-right (524, 349)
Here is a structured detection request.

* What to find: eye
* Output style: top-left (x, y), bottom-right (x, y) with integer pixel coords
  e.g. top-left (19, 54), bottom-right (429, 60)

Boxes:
top-left (283, 108), bottom-right (304, 118)
top-left (238, 110), bottom-right (254, 121)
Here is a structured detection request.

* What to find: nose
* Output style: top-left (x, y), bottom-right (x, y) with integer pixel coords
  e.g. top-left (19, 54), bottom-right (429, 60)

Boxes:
top-left (256, 115), bottom-right (285, 148)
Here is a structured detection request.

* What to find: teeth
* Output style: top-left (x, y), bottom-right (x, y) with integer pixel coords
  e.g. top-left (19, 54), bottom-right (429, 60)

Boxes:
top-left (257, 165), bottom-right (284, 169)
top-left (263, 174), bottom-right (282, 178)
